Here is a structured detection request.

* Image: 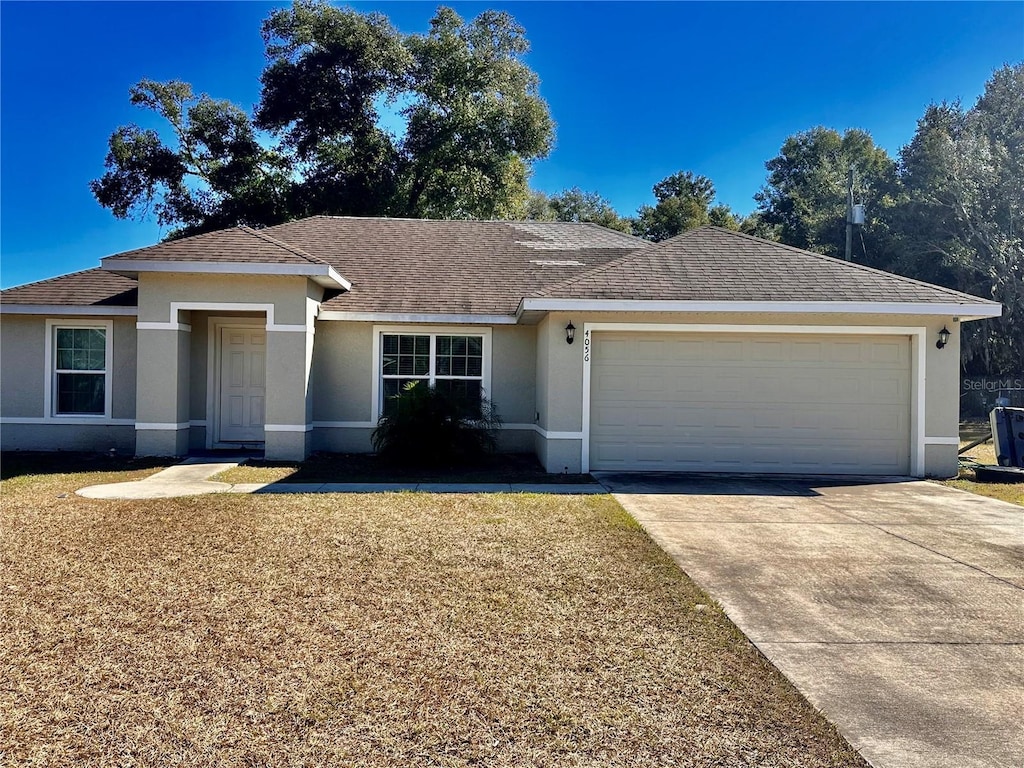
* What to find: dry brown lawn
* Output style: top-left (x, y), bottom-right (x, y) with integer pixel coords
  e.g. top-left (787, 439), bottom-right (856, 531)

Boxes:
top-left (942, 438), bottom-right (1024, 506)
top-left (1, 463), bottom-right (867, 767)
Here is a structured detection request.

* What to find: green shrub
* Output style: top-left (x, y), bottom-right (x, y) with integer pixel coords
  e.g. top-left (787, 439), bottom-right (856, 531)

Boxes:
top-left (371, 381), bottom-right (502, 467)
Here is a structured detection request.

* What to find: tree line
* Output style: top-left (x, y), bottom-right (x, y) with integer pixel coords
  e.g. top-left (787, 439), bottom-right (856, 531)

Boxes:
top-left (91, 1), bottom-right (1021, 375)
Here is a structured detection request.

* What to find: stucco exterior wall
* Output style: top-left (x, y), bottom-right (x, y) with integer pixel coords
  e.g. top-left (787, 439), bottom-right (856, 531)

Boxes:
top-left (132, 273), bottom-right (321, 459)
top-left (532, 310), bottom-right (965, 477)
top-left (1, 314), bottom-right (137, 452)
top-left (137, 273), bottom-right (313, 325)
top-left (309, 321), bottom-right (538, 454)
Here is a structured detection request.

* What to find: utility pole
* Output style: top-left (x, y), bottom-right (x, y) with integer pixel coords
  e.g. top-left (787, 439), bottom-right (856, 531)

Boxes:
top-left (844, 165), bottom-right (854, 262)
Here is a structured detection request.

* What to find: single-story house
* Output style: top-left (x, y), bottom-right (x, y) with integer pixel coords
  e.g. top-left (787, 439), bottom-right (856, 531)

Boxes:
top-left (0, 217), bottom-right (1001, 477)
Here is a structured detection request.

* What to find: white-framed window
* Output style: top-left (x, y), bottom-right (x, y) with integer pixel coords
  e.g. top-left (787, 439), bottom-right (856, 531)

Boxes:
top-left (374, 327), bottom-right (491, 416)
top-left (45, 320), bottom-right (113, 418)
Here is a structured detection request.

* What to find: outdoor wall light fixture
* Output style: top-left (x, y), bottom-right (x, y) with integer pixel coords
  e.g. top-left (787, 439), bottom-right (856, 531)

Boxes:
top-left (565, 321), bottom-right (576, 345)
top-left (936, 326), bottom-right (951, 349)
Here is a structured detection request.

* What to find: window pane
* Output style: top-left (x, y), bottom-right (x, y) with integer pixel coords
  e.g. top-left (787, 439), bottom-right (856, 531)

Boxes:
top-left (382, 335), bottom-right (398, 355)
top-left (436, 356), bottom-right (451, 376)
top-left (451, 336), bottom-right (467, 356)
top-left (56, 327), bottom-right (105, 371)
top-left (467, 357), bottom-right (482, 377)
top-left (415, 336), bottom-right (430, 355)
top-left (435, 379), bottom-right (482, 417)
top-left (382, 354), bottom-right (398, 375)
top-left (56, 373), bottom-right (104, 414)
top-left (436, 336), bottom-right (451, 355)
top-left (451, 357), bottom-right (467, 376)
top-left (399, 335), bottom-right (416, 355)
top-left (413, 354), bottom-right (430, 376)
top-left (468, 337), bottom-right (482, 356)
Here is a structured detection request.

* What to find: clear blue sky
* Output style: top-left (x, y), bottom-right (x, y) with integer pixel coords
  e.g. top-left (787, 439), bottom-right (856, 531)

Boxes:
top-left (1, 1), bottom-right (1021, 288)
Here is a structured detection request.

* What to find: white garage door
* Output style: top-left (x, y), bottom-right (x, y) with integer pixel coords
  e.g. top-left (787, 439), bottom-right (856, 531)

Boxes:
top-left (589, 332), bottom-right (911, 475)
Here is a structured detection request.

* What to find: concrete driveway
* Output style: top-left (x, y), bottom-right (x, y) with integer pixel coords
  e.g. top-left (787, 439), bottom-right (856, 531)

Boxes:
top-left (597, 474), bottom-right (1024, 768)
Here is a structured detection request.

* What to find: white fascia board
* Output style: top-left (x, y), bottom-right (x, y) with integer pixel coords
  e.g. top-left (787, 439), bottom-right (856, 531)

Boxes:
top-left (319, 310), bottom-right (517, 324)
top-left (100, 259), bottom-right (351, 290)
top-left (0, 305), bottom-right (137, 316)
top-left (517, 298), bottom-right (1002, 320)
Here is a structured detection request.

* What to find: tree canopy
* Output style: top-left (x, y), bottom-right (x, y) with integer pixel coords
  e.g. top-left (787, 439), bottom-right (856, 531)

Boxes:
top-left (633, 171), bottom-right (740, 241)
top-left (91, 1), bottom-right (553, 236)
top-left (525, 187), bottom-right (632, 233)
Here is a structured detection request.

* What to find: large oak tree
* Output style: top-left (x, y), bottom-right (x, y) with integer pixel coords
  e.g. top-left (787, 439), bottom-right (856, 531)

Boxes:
top-left (91, 2), bottom-right (553, 236)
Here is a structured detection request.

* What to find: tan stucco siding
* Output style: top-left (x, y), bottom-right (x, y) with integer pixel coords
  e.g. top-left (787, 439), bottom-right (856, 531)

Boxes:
top-left (1, 315), bottom-right (46, 417)
top-left (111, 317), bottom-right (138, 420)
top-left (489, 326), bottom-right (536, 425)
top-left (1, 314), bottom-right (137, 453)
top-left (311, 321), bottom-right (375, 423)
top-left (188, 313), bottom-right (209, 422)
top-left (0, 315), bottom-right (136, 420)
top-left (137, 273), bottom-right (312, 325)
top-left (309, 321), bottom-right (538, 453)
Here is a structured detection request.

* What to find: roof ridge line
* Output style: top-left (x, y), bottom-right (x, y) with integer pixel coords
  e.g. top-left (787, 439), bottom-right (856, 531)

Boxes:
top-left (238, 226), bottom-right (329, 266)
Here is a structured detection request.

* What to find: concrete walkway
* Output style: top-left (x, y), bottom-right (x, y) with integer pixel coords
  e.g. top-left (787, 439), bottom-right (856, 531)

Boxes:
top-left (597, 473), bottom-right (1024, 768)
top-left (76, 457), bottom-right (604, 499)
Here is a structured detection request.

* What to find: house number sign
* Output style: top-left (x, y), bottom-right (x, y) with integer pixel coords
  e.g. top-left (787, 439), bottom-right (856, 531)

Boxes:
top-left (583, 328), bottom-right (591, 362)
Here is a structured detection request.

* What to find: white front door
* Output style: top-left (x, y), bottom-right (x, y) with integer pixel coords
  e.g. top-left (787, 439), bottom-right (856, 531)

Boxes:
top-left (219, 327), bottom-right (266, 443)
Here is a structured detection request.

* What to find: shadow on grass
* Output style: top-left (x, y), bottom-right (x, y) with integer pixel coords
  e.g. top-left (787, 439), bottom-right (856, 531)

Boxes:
top-left (243, 452), bottom-right (595, 485)
top-left (0, 451), bottom-right (167, 481)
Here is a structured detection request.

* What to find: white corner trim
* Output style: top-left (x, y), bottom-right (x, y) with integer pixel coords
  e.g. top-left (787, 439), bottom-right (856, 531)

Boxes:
top-left (311, 420), bottom-right (377, 429)
top-left (0, 416), bottom-right (135, 426)
top-left (100, 258), bottom-right (350, 290)
top-left (923, 436), bottom-right (961, 445)
top-left (0, 305), bottom-right (137, 316)
top-left (319, 310), bottom-right (517, 325)
top-left (517, 298), bottom-right (1002, 320)
top-left (136, 322), bottom-right (192, 332)
top-left (266, 323), bottom-right (310, 333)
top-left (135, 422), bottom-right (190, 431)
top-left (264, 424), bottom-right (313, 432)
top-left (579, 322), bottom-right (928, 478)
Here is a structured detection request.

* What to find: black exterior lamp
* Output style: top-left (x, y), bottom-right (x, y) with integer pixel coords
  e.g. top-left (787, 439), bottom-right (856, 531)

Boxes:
top-left (936, 326), bottom-right (951, 349)
top-left (565, 321), bottom-right (576, 345)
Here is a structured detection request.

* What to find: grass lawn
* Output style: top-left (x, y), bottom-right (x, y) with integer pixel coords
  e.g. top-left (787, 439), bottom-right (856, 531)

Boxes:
top-left (0, 460), bottom-right (867, 767)
top-left (941, 426), bottom-right (1024, 506)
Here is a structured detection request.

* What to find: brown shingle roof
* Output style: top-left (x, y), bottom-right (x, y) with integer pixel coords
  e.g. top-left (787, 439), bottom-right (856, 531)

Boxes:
top-left (2, 219), bottom-right (999, 315)
top-left (262, 216), bottom-right (649, 315)
top-left (533, 226), bottom-right (1000, 307)
top-left (0, 268), bottom-right (137, 306)
top-left (102, 225), bottom-right (329, 266)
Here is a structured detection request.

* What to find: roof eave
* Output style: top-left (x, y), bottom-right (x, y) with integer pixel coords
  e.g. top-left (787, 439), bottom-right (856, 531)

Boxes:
top-left (99, 258), bottom-right (351, 291)
top-left (517, 298), bottom-right (1003, 321)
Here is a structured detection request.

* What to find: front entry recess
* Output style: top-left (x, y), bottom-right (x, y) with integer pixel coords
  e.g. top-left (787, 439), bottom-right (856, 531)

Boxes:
top-left (219, 327), bottom-right (266, 443)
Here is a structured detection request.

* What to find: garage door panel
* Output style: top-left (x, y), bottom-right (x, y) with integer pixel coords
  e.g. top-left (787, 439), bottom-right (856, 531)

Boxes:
top-left (590, 332), bottom-right (911, 475)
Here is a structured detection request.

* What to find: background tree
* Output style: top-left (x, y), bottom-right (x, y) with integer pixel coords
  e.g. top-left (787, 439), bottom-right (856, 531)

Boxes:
top-left (633, 171), bottom-right (739, 241)
top-left (892, 64), bottom-right (1023, 374)
top-left (91, 1), bottom-right (554, 234)
top-left (90, 80), bottom-right (291, 236)
top-left (525, 187), bottom-right (631, 232)
top-left (754, 127), bottom-right (900, 266)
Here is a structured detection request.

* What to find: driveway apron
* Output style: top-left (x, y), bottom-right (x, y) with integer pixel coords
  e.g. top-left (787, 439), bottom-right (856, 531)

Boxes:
top-left (598, 474), bottom-right (1024, 768)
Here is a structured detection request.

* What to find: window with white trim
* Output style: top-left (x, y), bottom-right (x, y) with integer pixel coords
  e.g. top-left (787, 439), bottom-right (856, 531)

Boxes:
top-left (380, 333), bottom-right (484, 414)
top-left (52, 326), bottom-right (109, 416)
